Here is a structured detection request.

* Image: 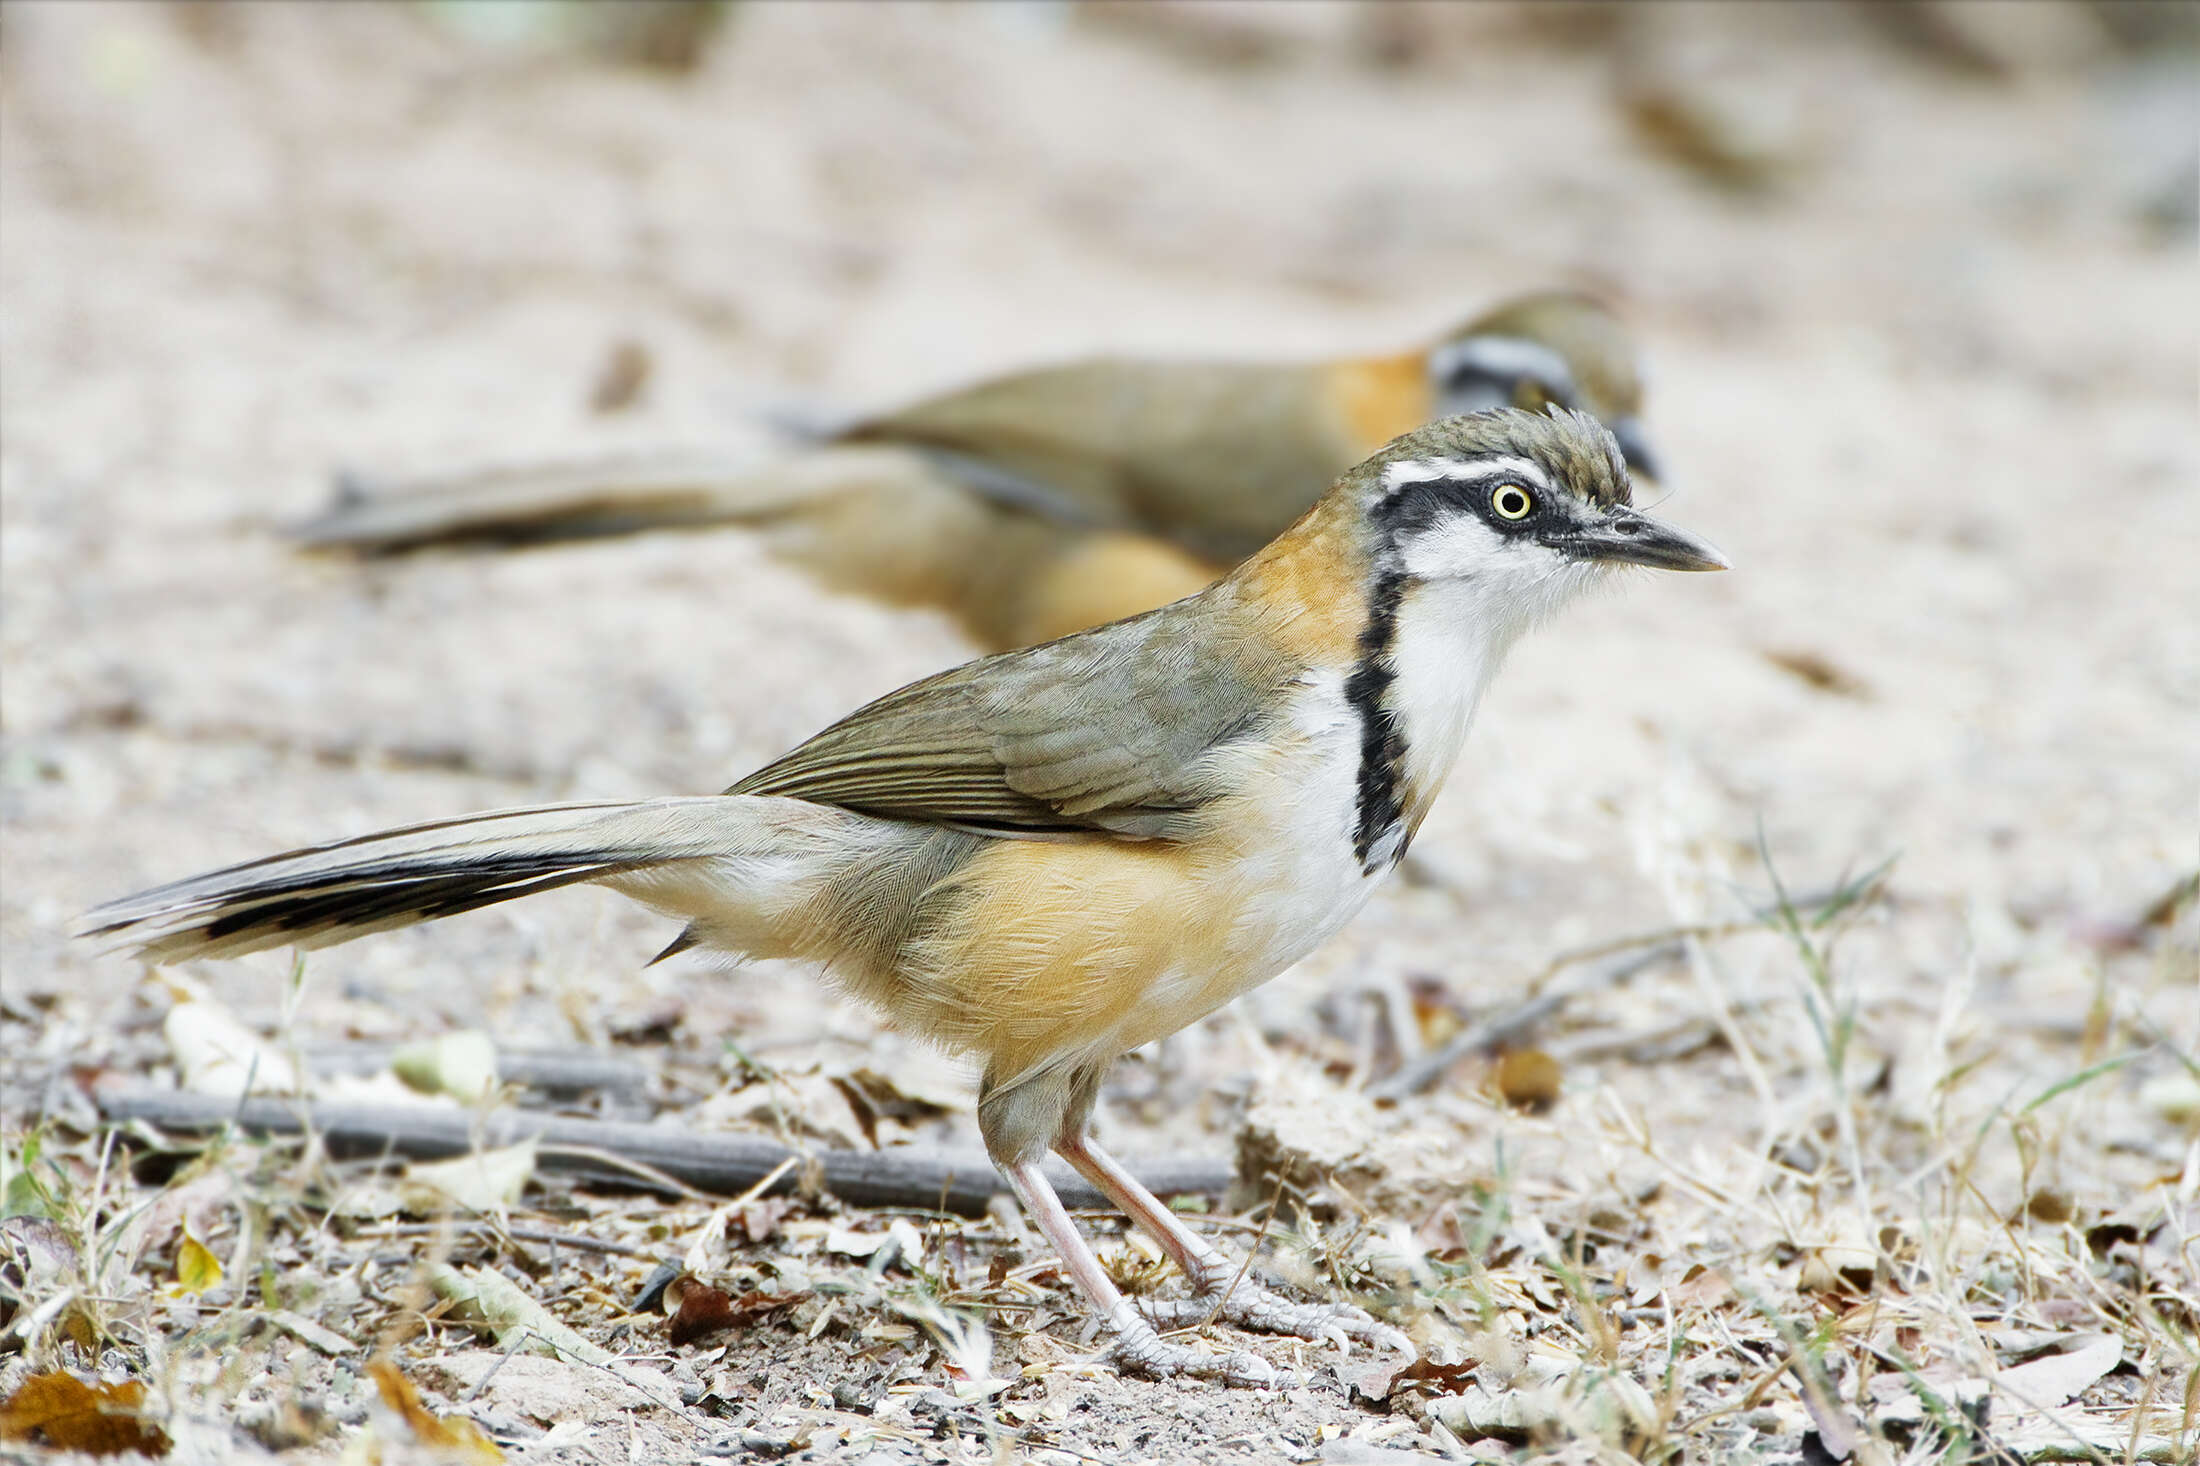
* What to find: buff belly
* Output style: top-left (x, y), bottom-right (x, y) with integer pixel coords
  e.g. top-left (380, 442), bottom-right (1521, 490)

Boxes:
top-left (896, 678), bottom-right (1376, 1088)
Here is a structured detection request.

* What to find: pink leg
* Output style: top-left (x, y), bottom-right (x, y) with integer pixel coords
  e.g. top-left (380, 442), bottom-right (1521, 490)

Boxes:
top-left (1055, 1133), bottom-right (1415, 1357)
top-left (1000, 1158), bottom-right (1282, 1386)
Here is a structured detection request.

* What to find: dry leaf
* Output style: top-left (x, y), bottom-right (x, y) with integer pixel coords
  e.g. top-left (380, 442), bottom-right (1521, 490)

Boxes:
top-left (1621, 56), bottom-right (1812, 195)
top-left (1668, 1265), bottom-right (1735, 1311)
top-left (824, 1224), bottom-right (886, 1259)
top-left (738, 1197), bottom-right (794, 1245)
top-left (886, 1290), bottom-right (1002, 1398)
top-left (589, 338), bottom-right (652, 414)
top-left (1799, 1231), bottom-right (1879, 1296)
top-left (265, 1309), bottom-right (358, 1356)
top-left (1762, 648), bottom-right (1872, 699)
top-left (662, 1273), bottom-right (735, 1345)
top-left (829, 1064), bottom-right (961, 1144)
top-left (163, 994), bottom-right (301, 1097)
top-left (1493, 1049), bottom-right (1563, 1112)
top-left (113, 1171), bottom-right (235, 1285)
top-left (1430, 1369), bottom-right (1660, 1447)
top-left (367, 1359), bottom-right (502, 1463)
top-left (391, 1030), bottom-right (500, 1102)
top-left (662, 1272), bottom-right (805, 1347)
top-left (398, 1140), bottom-right (537, 1216)
top-left (0, 1372), bottom-right (171, 1458)
top-left (1344, 1353), bottom-right (1478, 1402)
top-left (2, 1215), bottom-right (80, 1292)
top-left (2020, 1188), bottom-right (2075, 1225)
top-left (168, 1231), bottom-right (221, 1297)
top-left (1995, 1332), bottom-right (2121, 1411)
top-left (427, 1263), bottom-right (612, 1366)
top-left (1410, 980), bottom-right (1469, 1048)
top-left (821, 1217), bottom-right (925, 1271)
top-left (692, 1073), bottom-right (873, 1151)
top-left (326, 1179), bottom-right (406, 1222)
top-left (1867, 1367), bottom-right (1989, 1436)
top-left (2139, 1072), bottom-right (2200, 1132)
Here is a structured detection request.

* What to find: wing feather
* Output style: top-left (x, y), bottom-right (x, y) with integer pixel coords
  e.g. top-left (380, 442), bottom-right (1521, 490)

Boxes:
top-left (729, 592), bottom-right (1286, 837)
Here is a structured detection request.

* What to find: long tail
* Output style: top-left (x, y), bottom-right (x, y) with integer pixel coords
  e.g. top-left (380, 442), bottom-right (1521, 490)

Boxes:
top-left (80, 798), bottom-right (774, 965)
top-left (292, 444), bottom-right (938, 555)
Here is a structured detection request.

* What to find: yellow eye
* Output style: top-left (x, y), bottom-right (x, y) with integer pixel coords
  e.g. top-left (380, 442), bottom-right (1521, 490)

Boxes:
top-left (1492, 484), bottom-right (1534, 521)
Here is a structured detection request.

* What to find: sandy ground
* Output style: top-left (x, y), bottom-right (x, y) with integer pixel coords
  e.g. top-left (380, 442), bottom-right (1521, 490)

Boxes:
top-left (1, 3), bottom-right (2195, 1463)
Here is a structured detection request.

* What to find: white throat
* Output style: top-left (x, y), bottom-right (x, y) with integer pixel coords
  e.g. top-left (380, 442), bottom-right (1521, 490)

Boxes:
top-left (1363, 551), bottom-right (1609, 869)
top-left (1383, 576), bottom-right (1527, 806)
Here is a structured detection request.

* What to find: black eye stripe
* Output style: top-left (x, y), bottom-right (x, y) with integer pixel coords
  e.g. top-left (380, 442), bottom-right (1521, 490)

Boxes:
top-left (1376, 467), bottom-right (1548, 541)
top-left (1380, 465), bottom-right (1542, 504)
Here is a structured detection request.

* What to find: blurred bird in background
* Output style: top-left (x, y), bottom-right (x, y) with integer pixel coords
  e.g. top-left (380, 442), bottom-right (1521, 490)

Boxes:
top-left (298, 292), bottom-right (1658, 650)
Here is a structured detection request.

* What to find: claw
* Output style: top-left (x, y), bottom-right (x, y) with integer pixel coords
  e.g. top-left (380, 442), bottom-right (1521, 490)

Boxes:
top-left (1137, 1284), bottom-right (1414, 1360)
top-left (1024, 1138), bottom-right (1403, 1387)
top-left (1107, 1316), bottom-right (1290, 1387)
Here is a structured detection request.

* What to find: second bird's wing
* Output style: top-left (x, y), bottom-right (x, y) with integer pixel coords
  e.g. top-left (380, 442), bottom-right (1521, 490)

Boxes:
top-left (839, 358), bottom-right (1349, 562)
top-left (728, 591), bottom-right (1286, 839)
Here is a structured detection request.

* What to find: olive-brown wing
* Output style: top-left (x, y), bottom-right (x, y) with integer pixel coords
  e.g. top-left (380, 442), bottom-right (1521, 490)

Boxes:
top-left (727, 594), bottom-right (1285, 839)
top-left (838, 358), bottom-right (1351, 562)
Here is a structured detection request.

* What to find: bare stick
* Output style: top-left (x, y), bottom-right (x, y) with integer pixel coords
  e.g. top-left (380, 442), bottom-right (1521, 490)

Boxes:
top-left (1368, 941), bottom-right (1684, 1102)
top-left (348, 1222), bottom-right (662, 1259)
top-left (1368, 871), bottom-right (1894, 1103)
top-left (91, 1080), bottom-right (1229, 1216)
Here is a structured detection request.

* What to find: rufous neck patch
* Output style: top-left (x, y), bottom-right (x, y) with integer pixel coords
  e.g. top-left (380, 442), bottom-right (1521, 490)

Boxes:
top-left (1327, 352), bottom-right (1434, 456)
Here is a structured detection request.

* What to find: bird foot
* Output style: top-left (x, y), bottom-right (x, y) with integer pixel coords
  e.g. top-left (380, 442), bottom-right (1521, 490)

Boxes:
top-left (1137, 1284), bottom-right (1414, 1359)
top-left (1106, 1311), bottom-right (1294, 1388)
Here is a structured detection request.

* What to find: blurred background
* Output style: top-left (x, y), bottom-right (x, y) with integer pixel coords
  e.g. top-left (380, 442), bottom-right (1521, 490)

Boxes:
top-left (0, 0), bottom-right (2194, 1455)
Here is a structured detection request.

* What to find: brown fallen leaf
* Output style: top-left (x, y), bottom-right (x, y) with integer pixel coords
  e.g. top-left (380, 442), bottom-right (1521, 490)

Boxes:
top-left (1668, 1264), bottom-right (1735, 1311)
top-left (1493, 1048), bottom-right (1563, 1112)
top-left (367, 1359), bottom-right (502, 1463)
top-left (1407, 974), bottom-right (1469, 1047)
top-left (836, 1065), bottom-right (961, 1125)
top-left (1762, 648), bottom-right (1872, 699)
top-left (1798, 1230), bottom-right (1880, 1297)
top-left (588, 338), bottom-right (652, 414)
top-left (1621, 80), bottom-right (1807, 195)
top-left (1342, 1353), bottom-right (1478, 1402)
top-left (0, 1372), bottom-right (171, 1458)
top-left (662, 1272), bottom-right (805, 1347)
top-left (2020, 1188), bottom-right (2075, 1225)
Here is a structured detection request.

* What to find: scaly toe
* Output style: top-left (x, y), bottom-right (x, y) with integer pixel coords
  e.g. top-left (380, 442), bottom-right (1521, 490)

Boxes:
top-left (1138, 1287), bottom-right (1414, 1358)
top-left (1108, 1321), bottom-right (1289, 1388)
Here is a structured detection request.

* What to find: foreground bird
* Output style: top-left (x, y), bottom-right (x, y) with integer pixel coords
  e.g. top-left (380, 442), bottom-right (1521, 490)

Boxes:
top-left (89, 407), bottom-right (1725, 1385)
top-left (298, 293), bottom-right (1658, 650)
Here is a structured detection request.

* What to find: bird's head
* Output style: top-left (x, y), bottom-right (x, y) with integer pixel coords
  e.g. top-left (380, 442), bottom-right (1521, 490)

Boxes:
top-left (1351, 406), bottom-right (1725, 640)
top-left (1427, 292), bottom-right (1662, 484)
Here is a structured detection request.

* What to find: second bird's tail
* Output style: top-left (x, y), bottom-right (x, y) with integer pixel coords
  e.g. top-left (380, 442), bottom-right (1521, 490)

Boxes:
top-left (293, 445), bottom-right (935, 554)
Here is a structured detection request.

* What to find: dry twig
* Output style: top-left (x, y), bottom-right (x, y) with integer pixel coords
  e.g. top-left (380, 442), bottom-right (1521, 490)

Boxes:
top-left (90, 1080), bottom-right (1229, 1215)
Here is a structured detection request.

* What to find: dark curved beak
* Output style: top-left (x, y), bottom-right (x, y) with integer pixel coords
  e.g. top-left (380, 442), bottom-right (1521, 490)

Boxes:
top-left (1610, 415), bottom-right (1662, 484)
top-left (1560, 507), bottom-right (1729, 572)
